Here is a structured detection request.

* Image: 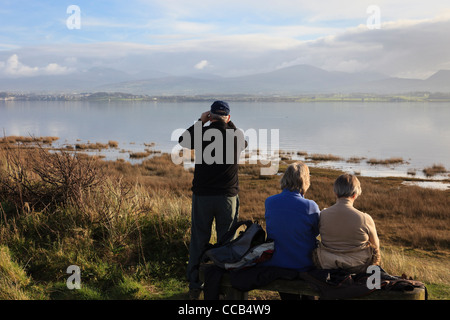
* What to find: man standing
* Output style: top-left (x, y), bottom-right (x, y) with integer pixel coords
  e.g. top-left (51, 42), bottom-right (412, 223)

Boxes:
top-left (178, 101), bottom-right (246, 299)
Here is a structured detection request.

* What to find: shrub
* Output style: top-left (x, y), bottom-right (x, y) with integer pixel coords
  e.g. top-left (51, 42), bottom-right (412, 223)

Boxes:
top-left (0, 144), bottom-right (104, 212)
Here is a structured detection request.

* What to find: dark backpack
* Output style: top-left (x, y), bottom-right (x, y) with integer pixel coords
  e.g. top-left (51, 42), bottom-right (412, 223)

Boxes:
top-left (201, 220), bottom-right (274, 271)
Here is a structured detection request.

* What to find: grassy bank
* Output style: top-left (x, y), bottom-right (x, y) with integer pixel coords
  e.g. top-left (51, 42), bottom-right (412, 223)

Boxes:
top-left (0, 143), bottom-right (449, 300)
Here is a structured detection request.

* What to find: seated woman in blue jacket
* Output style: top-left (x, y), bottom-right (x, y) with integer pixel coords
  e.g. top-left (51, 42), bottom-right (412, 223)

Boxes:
top-left (262, 161), bottom-right (320, 273)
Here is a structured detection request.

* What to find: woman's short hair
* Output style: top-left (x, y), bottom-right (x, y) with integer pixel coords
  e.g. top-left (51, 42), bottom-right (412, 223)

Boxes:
top-left (280, 161), bottom-right (310, 194)
top-left (333, 174), bottom-right (362, 198)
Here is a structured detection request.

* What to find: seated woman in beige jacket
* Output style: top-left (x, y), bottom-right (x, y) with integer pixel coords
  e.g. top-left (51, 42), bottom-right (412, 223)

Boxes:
top-left (315, 174), bottom-right (381, 273)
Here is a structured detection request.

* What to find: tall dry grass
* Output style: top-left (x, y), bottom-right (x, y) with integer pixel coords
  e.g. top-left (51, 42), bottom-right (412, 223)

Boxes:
top-left (380, 246), bottom-right (450, 286)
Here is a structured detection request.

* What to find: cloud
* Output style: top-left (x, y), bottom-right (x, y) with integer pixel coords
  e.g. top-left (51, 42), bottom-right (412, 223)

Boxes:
top-left (2, 54), bottom-right (38, 77)
top-left (0, 54), bottom-right (73, 77)
top-left (194, 60), bottom-right (209, 70)
top-left (273, 16), bottom-right (450, 78)
top-left (1, 12), bottom-right (449, 79)
top-left (42, 63), bottom-right (71, 75)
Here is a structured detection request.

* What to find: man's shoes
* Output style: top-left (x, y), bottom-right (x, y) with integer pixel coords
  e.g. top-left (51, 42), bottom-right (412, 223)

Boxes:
top-left (189, 288), bottom-right (202, 300)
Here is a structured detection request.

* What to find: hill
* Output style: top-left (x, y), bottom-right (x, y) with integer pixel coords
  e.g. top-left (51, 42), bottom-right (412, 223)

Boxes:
top-left (1, 64), bottom-right (450, 95)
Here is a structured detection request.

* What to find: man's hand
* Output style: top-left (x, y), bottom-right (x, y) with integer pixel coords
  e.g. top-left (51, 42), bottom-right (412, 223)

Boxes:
top-left (200, 111), bottom-right (210, 124)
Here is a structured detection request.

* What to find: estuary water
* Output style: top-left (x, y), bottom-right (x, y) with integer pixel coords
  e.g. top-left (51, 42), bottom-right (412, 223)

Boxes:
top-left (1, 100), bottom-right (449, 184)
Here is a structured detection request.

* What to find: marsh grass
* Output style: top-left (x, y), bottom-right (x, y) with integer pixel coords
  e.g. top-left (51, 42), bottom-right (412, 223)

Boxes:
top-left (0, 144), bottom-right (449, 300)
top-left (347, 156), bottom-right (366, 163)
top-left (129, 152), bottom-right (151, 159)
top-left (306, 153), bottom-right (344, 161)
top-left (75, 142), bottom-right (109, 150)
top-left (108, 141), bottom-right (119, 148)
top-left (423, 164), bottom-right (447, 177)
top-left (0, 136), bottom-right (59, 145)
top-left (367, 157), bottom-right (404, 165)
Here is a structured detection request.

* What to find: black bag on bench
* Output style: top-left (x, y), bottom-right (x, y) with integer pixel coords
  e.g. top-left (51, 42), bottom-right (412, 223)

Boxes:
top-left (201, 220), bottom-right (274, 271)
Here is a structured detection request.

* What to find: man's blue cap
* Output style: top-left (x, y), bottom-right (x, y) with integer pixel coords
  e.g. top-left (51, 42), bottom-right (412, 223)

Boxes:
top-left (210, 101), bottom-right (230, 116)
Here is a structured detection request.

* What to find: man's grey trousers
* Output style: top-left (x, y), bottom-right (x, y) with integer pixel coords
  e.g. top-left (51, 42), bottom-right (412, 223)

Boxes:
top-left (186, 194), bottom-right (239, 290)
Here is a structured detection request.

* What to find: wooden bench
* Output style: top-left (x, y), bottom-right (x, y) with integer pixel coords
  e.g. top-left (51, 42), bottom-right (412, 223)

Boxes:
top-left (199, 266), bottom-right (426, 300)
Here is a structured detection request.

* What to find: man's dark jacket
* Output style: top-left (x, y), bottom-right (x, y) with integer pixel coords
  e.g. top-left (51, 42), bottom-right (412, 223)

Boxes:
top-left (178, 120), bottom-right (247, 197)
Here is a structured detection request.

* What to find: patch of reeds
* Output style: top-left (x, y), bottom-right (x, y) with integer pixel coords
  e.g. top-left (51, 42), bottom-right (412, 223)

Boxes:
top-left (75, 142), bottom-right (109, 150)
top-left (0, 136), bottom-right (59, 145)
top-left (346, 156), bottom-right (366, 163)
top-left (423, 164), bottom-right (447, 177)
top-left (367, 157), bottom-right (404, 165)
top-left (108, 141), bottom-right (119, 148)
top-left (306, 153), bottom-right (344, 161)
top-left (129, 152), bottom-right (151, 159)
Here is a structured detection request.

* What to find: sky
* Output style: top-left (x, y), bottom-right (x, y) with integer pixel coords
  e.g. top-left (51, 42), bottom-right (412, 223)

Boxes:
top-left (1, 0), bottom-right (450, 79)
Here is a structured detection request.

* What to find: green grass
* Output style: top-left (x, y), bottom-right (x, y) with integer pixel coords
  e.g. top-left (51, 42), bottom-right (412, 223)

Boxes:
top-left (426, 283), bottom-right (450, 300)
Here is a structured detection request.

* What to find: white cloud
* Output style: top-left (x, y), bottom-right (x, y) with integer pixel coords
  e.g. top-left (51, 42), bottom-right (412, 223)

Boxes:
top-left (0, 54), bottom-right (73, 77)
top-left (194, 60), bottom-right (209, 70)
top-left (3, 54), bottom-right (38, 76)
top-left (273, 16), bottom-right (450, 78)
top-left (42, 63), bottom-right (71, 75)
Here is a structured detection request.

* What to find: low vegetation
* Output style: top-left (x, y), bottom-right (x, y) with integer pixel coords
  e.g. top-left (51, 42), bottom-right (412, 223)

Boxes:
top-left (346, 156), bottom-right (366, 163)
top-left (0, 136), bottom-right (59, 145)
top-left (367, 157), bottom-right (405, 165)
top-left (306, 153), bottom-right (344, 162)
top-left (423, 164), bottom-right (447, 177)
top-left (129, 151), bottom-right (151, 159)
top-left (108, 141), bottom-right (119, 148)
top-left (0, 140), bottom-right (448, 300)
top-left (75, 142), bottom-right (110, 150)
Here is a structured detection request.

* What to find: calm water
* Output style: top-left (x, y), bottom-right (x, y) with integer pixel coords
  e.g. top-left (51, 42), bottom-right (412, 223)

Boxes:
top-left (1, 100), bottom-right (449, 181)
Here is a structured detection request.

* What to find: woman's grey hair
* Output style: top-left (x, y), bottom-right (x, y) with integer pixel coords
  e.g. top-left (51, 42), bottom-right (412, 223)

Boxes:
top-left (280, 161), bottom-right (310, 194)
top-left (333, 174), bottom-right (362, 198)
top-left (210, 112), bottom-right (229, 122)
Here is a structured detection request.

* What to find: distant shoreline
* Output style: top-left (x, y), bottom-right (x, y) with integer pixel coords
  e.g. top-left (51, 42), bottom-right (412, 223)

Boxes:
top-left (2, 91), bottom-right (450, 102)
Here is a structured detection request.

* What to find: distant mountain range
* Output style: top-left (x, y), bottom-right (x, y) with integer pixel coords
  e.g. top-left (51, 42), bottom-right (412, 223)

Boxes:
top-left (1, 65), bottom-right (450, 95)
